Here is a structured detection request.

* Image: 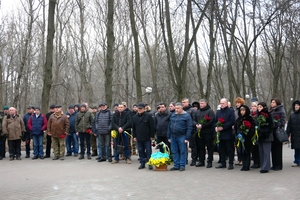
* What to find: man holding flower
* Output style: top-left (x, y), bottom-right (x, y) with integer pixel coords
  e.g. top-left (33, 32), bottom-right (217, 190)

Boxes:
top-left (215, 98), bottom-right (235, 170)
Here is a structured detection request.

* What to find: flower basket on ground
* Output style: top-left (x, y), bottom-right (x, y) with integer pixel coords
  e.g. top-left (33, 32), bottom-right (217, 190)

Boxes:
top-left (147, 142), bottom-right (171, 171)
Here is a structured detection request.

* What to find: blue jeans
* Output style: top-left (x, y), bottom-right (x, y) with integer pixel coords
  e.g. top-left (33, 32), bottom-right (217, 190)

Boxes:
top-left (32, 134), bottom-right (44, 157)
top-left (294, 149), bottom-right (300, 165)
top-left (79, 132), bottom-right (91, 156)
top-left (66, 133), bottom-right (78, 155)
top-left (137, 140), bottom-right (151, 164)
top-left (114, 132), bottom-right (130, 160)
top-left (171, 136), bottom-right (187, 168)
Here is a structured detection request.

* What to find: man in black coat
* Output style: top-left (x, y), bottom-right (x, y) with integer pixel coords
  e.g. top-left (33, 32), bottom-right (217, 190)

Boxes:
top-left (133, 102), bottom-right (155, 169)
top-left (44, 105), bottom-right (55, 158)
top-left (193, 99), bottom-right (216, 168)
top-left (155, 103), bottom-right (172, 148)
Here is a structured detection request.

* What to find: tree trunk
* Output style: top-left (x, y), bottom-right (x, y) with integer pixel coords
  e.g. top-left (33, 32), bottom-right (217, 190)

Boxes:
top-left (41, 0), bottom-right (56, 114)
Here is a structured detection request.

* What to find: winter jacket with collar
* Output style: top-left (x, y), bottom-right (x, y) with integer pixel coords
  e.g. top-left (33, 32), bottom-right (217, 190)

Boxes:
top-left (23, 112), bottom-right (32, 133)
top-left (132, 111), bottom-right (155, 142)
top-left (167, 111), bottom-right (193, 141)
top-left (2, 114), bottom-right (26, 140)
top-left (155, 111), bottom-right (172, 137)
top-left (215, 106), bottom-right (235, 140)
top-left (93, 108), bottom-right (111, 135)
top-left (112, 110), bottom-right (132, 131)
top-left (47, 112), bottom-right (70, 138)
top-left (28, 114), bottom-right (47, 135)
top-left (75, 110), bottom-right (94, 133)
top-left (286, 101), bottom-right (300, 149)
top-left (192, 105), bottom-right (215, 136)
top-left (270, 104), bottom-right (286, 129)
top-left (66, 111), bottom-right (77, 133)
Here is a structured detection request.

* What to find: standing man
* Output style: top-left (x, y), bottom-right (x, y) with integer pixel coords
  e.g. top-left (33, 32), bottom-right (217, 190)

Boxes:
top-left (28, 107), bottom-right (47, 159)
top-left (23, 105), bottom-right (35, 158)
top-left (47, 105), bottom-right (70, 160)
top-left (90, 106), bottom-right (98, 156)
top-left (111, 103), bottom-right (132, 164)
top-left (0, 106), bottom-right (9, 159)
top-left (133, 103), bottom-right (155, 169)
top-left (215, 98), bottom-right (236, 170)
top-left (155, 103), bottom-right (172, 148)
top-left (131, 104), bottom-right (138, 155)
top-left (94, 102), bottom-right (112, 162)
top-left (2, 107), bottom-right (26, 160)
top-left (65, 105), bottom-right (78, 157)
top-left (193, 99), bottom-right (216, 168)
top-left (44, 105), bottom-right (55, 158)
top-left (169, 102), bottom-right (176, 113)
top-left (76, 104), bottom-right (94, 160)
top-left (167, 103), bottom-right (193, 171)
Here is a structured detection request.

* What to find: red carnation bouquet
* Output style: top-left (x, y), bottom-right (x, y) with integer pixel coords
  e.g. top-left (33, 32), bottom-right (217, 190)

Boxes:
top-left (257, 112), bottom-right (269, 126)
top-left (214, 118), bottom-right (225, 145)
top-left (273, 115), bottom-right (280, 123)
top-left (197, 115), bottom-right (211, 138)
top-left (239, 120), bottom-right (252, 135)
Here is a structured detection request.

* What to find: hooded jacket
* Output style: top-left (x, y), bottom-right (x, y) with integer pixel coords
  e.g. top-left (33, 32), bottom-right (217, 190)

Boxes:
top-left (234, 105), bottom-right (255, 152)
top-left (286, 101), bottom-right (300, 149)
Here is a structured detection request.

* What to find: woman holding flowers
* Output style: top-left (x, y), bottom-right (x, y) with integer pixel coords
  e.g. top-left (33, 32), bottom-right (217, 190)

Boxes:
top-left (250, 102), bottom-right (260, 169)
top-left (234, 105), bottom-right (255, 171)
top-left (270, 98), bottom-right (286, 171)
top-left (257, 102), bottom-right (274, 173)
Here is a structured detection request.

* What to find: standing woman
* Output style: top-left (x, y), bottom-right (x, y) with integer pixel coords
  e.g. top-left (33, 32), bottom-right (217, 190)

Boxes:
top-left (257, 102), bottom-right (274, 173)
top-left (286, 100), bottom-right (300, 167)
top-left (270, 98), bottom-right (286, 171)
top-left (250, 102), bottom-right (260, 168)
top-left (234, 105), bottom-right (255, 171)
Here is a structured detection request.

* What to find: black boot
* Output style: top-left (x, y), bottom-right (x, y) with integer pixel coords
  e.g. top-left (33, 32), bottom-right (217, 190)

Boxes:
top-left (138, 163), bottom-right (145, 169)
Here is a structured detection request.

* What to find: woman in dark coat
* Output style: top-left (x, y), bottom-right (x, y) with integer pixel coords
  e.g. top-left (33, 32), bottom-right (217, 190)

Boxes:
top-left (234, 105), bottom-right (255, 171)
top-left (269, 98), bottom-right (286, 171)
top-left (286, 100), bottom-right (300, 167)
top-left (250, 102), bottom-right (260, 168)
top-left (257, 102), bottom-right (274, 173)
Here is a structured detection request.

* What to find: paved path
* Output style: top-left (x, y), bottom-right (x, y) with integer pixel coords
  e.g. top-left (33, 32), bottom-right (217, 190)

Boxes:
top-left (0, 144), bottom-right (299, 200)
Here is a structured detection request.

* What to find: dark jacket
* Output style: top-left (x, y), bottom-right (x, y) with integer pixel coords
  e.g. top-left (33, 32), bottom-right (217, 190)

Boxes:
top-left (28, 114), bottom-right (47, 135)
top-left (167, 111), bottom-right (193, 140)
top-left (66, 111), bottom-right (77, 133)
top-left (132, 111), bottom-right (155, 142)
top-left (94, 109), bottom-right (112, 135)
top-left (155, 111), bottom-right (172, 137)
top-left (215, 106), bottom-right (235, 140)
top-left (286, 101), bottom-right (300, 149)
top-left (270, 104), bottom-right (286, 129)
top-left (234, 105), bottom-right (255, 153)
top-left (75, 110), bottom-right (94, 133)
top-left (112, 110), bottom-right (132, 131)
top-left (257, 108), bottom-right (274, 142)
top-left (23, 112), bottom-right (32, 133)
top-left (192, 104), bottom-right (215, 137)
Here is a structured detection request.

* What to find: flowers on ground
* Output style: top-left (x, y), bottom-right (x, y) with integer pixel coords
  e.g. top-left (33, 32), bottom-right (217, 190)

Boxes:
top-left (147, 152), bottom-right (171, 167)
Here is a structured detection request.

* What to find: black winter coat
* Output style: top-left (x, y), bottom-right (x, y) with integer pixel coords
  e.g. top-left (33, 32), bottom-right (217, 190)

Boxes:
top-left (286, 102), bottom-right (300, 149)
top-left (132, 111), bottom-right (155, 142)
top-left (192, 105), bottom-right (215, 137)
top-left (234, 105), bottom-right (255, 153)
top-left (155, 111), bottom-right (172, 137)
top-left (112, 110), bottom-right (132, 131)
top-left (257, 108), bottom-right (274, 142)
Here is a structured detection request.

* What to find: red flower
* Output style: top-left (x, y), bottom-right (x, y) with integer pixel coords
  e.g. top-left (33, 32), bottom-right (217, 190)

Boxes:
top-left (261, 112), bottom-right (269, 118)
top-left (204, 115), bottom-right (211, 121)
top-left (86, 128), bottom-right (92, 134)
top-left (218, 118), bottom-right (225, 123)
top-left (59, 134), bottom-right (66, 139)
top-left (243, 120), bottom-right (252, 129)
top-left (274, 116), bottom-right (280, 119)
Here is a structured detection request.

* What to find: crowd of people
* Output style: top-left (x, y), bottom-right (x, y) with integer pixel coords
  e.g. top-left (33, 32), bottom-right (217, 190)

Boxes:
top-left (0, 97), bottom-right (299, 173)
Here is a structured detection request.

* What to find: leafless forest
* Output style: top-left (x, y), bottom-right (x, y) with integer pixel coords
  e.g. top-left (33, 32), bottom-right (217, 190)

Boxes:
top-left (0, 0), bottom-right (299, 115)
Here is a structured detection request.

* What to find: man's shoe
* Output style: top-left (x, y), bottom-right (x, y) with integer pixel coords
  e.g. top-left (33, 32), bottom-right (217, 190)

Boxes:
top-left (111, 160), bottom-right (119, 164)
top-left (170, 167), bottom-right (179, 171)
top-left (52, 157), bottom-right (59, 160)
top-left (108, 158), bottom-right (112, 162)
top-left (25, 155), bottom-right (30, 158)
top-left (190, 160), bottom-right (196, 166)
top-left (206, 163), bottom-right (212, 168)
top-left (195, 162), bottom-right (205, 167)
top-left (251, 164), bottom-right (260, 168)
top-left (78, 155), bottom-right (84, 160)
top-left (9, 157), bottom-right (14, 161)
top-left (74, 154), bottom-right (78, 157)
top-left (96, 157), bottom-right (100, 160)
top-left (228, 164), bottom-right (234, 170)
top-left (260, 170), bottom-right (269, 173)
top-left (98, 158), bottom-right (106, 162)
top-left (148, 165), bottom-right (153, 170)
top-left (87, 155), bottom-right (91, 160)
top-left (66, 154), bottom-right (72, 157)
top-left (32, 156), bottom-right (38, 160)
top-left (39, 156), bottom-right (44, 160)
top-left (60, 157), bottom-right (64, 160)
top-left (138, 163), bottom-right (145, 169)
top-left (126, 159), bottom-right (131, 164)
top-left (16, 157), bottom-right (22, 160)
top-left (179, 167), bottom-right (185, 171)
top-left (292, 163), bottom-right (299, 167)
top-left (215, 164), bottom-right (226, 169)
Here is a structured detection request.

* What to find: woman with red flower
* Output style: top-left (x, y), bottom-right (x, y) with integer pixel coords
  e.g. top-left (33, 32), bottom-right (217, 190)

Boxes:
top-left (250, 102), bottom-right (260, 169)
top-left (234, 105), bottom-right (255, 171)
top-left (257, 102), bottom-right (274, 173)
top-left (270, 98), bottom-right (286, 171)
